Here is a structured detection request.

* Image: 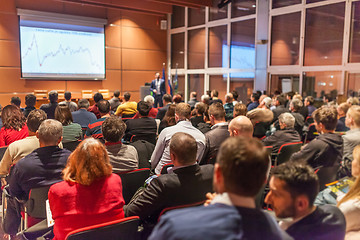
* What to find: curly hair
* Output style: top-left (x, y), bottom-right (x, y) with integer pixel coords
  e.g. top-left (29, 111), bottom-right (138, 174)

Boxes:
top-left (1, 105), bottom-right (26, 130)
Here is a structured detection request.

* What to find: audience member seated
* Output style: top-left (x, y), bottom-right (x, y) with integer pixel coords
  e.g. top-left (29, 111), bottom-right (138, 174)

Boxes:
top-left (115, 92), bottom-right (137, 119)
top-left (190, 102), bottom-right (206, 128)
top-left (210, 90), bottom-right (222, 105)
top-left (172, 94), bottom-right (182, 104)
top-left (265, 161), bottom-right (346, 240)
top-left (59, 91), bottom-right (78, 112)
top-left (156, 94), bottom-right (172, 121)
top-left (263, 113), bottom-right (301, 153)
top-left (259, 96), bottom-right (272, 110)
top-left (188, 91), bottom-right (198, 110)
top-left (200, 103), bottom-right (229, 165)
top-left (285, 91), bottom-right (295, 109)
top-left (196, 107), bottom-right (212, 134)
top-left (158, 104), bottom-right (176, 134)
top-left (293, 94), bottom-right (308, 120)
top-left (40, 90), bottom-right (58, 119)
top-left (150, 137), bottom-right (288, 240)
top-left (49, 138), bottom-right (125, 240)
top-left (126, 132), bottom-right (213, 224)
top-left (233, 103), bottom-right (247, 118)
top-left (23, 94), bottom-right (36, 118)
top-left (85, 99), bottom-right (111, 142)
top-left (305, 96), bottom-right (316, 117)
top-left (129, 140), bottom-right (154, 169)
top-left (87, 92), bottom-right (103, 119)
top-left (336, 102), bottom-right (350, 132)
top-left (144, 95), bottom-right (158, 118)
top-left (291, 106), bottom-right (343, 169)
top-left (289, 99), bottom-right (305, 136)
top-left (232, 90), bottom-right (239, 105)
top-left (323, 94), bottom-right (337, 107)
top-left (4, 119), bottom-right (71, 235)
top-left (0, 105), bottom-right (29, 147)
top-left (108, 89), bottom-right (121, 112)
top-left (223, 93), bottom-right (234, 121)
top-left (347, 97), bottom-right (359, 106)
top-left (102, 116), bottom-right (138, 172)
top-left (55, 105), bottom-right (82, 143)
top-left (337, 145), bottom-right (360, 240)
top-left (124, 101), bottom-right (157, 145)
top-left (10, 96), bottom-right (24, 112)
top-left (0, 109), bottom-right (47, 176)
top-left (246, 108), bottom-right (273, 139)
top-left (247, 92), bottom-right (260, 111)
top-left (201, 94), bottom-right (211, 105)
top-left (272, 95), bottom-right (289, 123)
top-left (339, 105), bottom-right (360, 177)
top-left (228, 116), bottom-right (254, 137)
top-left (72, 99), bottom-right (97, 129)
top-left (151, 103), bottom-right (205, 174)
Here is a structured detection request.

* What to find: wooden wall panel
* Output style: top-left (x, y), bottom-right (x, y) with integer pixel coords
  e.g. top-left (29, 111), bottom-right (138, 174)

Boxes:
top-left (0, 13), bottom-right (19, 40)
top-left (121, 11), bottom-right (165, 30)
top-left (122, 27), bottom-right (166, 50)
top-left (0, 41), bottom-right (20, 67)
top-left (106, 47), bottom-right (121, 70)
top-left (122, 70), bottom-right (155, 92)
top-left (62, 3), bottom-right (107, 18)
top-left (15, 0), bottom-right (64, 12)
top-left (105, 25), bottom-right (121, 48)
top-left (122, 49), bottom-right (166, 71)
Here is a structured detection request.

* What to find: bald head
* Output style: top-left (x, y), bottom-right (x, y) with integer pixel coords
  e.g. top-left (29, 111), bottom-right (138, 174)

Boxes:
top-left (228, 116), bottom-right (253, 137)
top-left (170, 132), bottom-right (197, 165)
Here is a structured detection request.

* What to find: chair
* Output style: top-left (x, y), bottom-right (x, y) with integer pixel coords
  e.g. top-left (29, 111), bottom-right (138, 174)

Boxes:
top-left (82, 90), bottom-right (93, 99)
top-left (303, 123), bottom-right (317, 143)
top-left (117, 168), bottom-right (150, 204)
top-left (0, 146), bottom-right (8, 159)
top-left (272, 142), bottom-right (303, 166)
top-left (157, 201), bottom-right (205, 222)
top-left (160, 163), bottom-right (174, 175)
top-left (315, 165), bottom-right (340, 191)
top-left (63, 141), bottom-right (81, 152)
top-left (66, 216), bottom-right (140, 240)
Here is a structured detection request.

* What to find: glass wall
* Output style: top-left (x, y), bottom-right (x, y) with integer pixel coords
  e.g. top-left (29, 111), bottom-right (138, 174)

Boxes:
top-left (171, 33), bottom-right (184, 69)
top-left (209, 25), bottom-right (227, 68)
top-left (188, 28), bottom-right (205, 69)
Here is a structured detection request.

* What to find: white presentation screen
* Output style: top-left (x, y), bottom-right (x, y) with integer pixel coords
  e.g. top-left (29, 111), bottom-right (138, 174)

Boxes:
top-left (19, 20), bottom-right (105, 80)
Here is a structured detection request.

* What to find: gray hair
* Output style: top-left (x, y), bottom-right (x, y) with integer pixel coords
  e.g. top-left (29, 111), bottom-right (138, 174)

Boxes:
top-left (290, 98), bottom-right (303, 111)
top-left (78, 99), bottom-right (90, 109)
top-left (262, 97), bottom-right (272, 108)
top-left (144, 95), bottom-right (155, 105)
top-left (279, 112), bottom-right (295, 128)
top-left (201, 94), bottom-right (210, 104)
top-left (37, 119), bottom-right (63, 145)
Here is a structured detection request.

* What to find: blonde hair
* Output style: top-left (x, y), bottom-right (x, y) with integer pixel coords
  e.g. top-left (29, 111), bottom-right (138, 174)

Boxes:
top-left (338, 145), bottom-right (360, 206)
top-left (62, 138), bottom-right (112, 185)
top-left (347, 105), bottom-right (360, 127)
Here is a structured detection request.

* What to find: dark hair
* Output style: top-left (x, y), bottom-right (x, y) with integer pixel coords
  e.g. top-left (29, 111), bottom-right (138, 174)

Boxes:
top-left (276, 95), bottom-right (286, 106)
top-left (93, 92), bottom-right (103, 103)
top-left (97, 99), bottom-right (110, 114)
top-left (64, 91), bottom-right (72, 101)
top-left (324, 94), bottom-right (333, 102)
top-left (287, 91), bottom-right (295, 99)
top-left (124, 92), bottom-right (131, 101)
top-left (252, 92), bottom-right (260, 102)
top-left (113, 90), bottom-right (120, 98)
top-left (25, 94), bottom-right (36, 107)
top-left (170, 132), bottom-right (197, 165)
top-left (209, 102), bottom-right (225, 120)
top-left (232, 90), bottom-right (238, 101)
top-left (272, 162), bottom-right (319, 206)
top-left (102, 116), bottom-right (126, 142)
top-left (2, 105), bottom-right (26, 130)
top-left (137, 101), bottom-right (151, 116)
top-left (163, 94), bottom-right (172, 103)
top-left (211, 90), bottom-right (219, 97)
top-left (312, 105), bottom-right (338, 131)
top-left (172, 94), bottom-right (182, 104)
top-left (11, 96), bottom-right (21, 107)
top-left (217, 137), bottom-right (269, 197)
top-left (48, 91), bottom-right (58, 103)
top-left (78, 99), bottom-right (90, 109)
top-left (306, 96), bottom-right (314, 105)
top-left (195, 102), bottom-right (206, 115)
top-left (55, 105), bottom-right (73, 126)
top-left (163, 104), bottom-right (176, 126)
top-left (27, 109), bottom-right (47, 132)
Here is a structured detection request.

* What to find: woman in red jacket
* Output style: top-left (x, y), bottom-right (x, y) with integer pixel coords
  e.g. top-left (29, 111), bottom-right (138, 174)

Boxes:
top-left (0, 105), bottom-right (28, 146)
top-left (48, 138), bottom-right (125, 240)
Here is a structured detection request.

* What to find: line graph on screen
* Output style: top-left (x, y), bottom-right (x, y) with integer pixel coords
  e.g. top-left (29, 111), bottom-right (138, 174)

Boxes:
top-left (20, 26), bottom-right (105, 76)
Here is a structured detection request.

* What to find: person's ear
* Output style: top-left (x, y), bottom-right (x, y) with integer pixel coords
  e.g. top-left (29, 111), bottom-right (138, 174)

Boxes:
top-left (295, 195), bottom-right (310, 213)
top-left (35, 131), bottom-right (40, 139)
top-left (213, 163), bottom-right (225, 194)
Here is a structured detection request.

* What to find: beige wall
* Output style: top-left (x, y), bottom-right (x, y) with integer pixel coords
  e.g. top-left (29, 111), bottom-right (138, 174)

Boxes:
top-left (0, 0), bottom-right (167, 107)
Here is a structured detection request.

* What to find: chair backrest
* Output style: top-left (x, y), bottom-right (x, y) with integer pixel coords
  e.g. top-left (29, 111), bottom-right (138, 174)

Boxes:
top-left (158, 201), bottom-right (205, 222)
top-left (0, 146), bottom-right (8, 160)
top-left (117, 168), bottom-right (150, 204)
top-left (304, 123), bottom-right (317, 143)
top-left (315, 165), bottom-right (340, 191)
top-left (160, 163), bottom-right (174, 175)
top-left (25, 185), bottom-right (52, 219)
top-left (63, 141), bottom-right (81, 152)
top-left (276, 142), bottom-right (303, 166)
top-left (66, 216), bottom-right (140, 240)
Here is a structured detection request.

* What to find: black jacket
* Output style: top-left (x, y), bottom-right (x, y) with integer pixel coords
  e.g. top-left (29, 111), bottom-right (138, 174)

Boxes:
top-left (125, 117), bottom-right (157, 145)
top-left (125, 164), bottom-right (213, 223)
top-left (291, 133), bottom-right (343, 169)
top-left (156, 104), bottom-right (170, 121)
top-left (263, 128), bottom-right (301, 153)
top-left (272, 106), bottom-right (289, 123)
